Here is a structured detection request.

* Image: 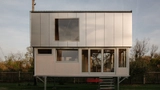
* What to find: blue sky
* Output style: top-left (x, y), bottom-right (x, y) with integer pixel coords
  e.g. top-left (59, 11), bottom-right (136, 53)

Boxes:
top-left (0, 0), bottom-right (160, 60)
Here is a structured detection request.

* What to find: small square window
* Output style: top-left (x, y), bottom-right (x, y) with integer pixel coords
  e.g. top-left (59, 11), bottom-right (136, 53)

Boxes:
top-left (55, 18), bottom-right (79, 41)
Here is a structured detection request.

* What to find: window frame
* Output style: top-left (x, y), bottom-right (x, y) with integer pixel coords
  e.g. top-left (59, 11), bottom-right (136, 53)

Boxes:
top-left (37, 49), bottom-right (52, 54)
top-left (103, 48), bottom-right (115, 72)
top-left (82, 49), bottom-right (89, 72)
top-left (90, 49), bottom-right (102, 72)
top-left (55, 18), bottom-right (80, 41)
top-left (80, 48), bottom-right (117, 73)
top-left (118, 48), bottom-right (127, 68)
top-left (56, 49), bottom-right (79, 62)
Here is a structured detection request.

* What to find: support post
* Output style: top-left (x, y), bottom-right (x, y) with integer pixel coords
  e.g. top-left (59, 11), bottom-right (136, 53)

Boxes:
top-left (44, 76), bottom-right (47, 90)
top-left (18, 71), bottom-right (21, 81)
top-left (53, 77), bottom-right (56, 90)
top-left (117, 77), bottom-right (119, 90)
top-left (143, 75), bottom-right (146, 84)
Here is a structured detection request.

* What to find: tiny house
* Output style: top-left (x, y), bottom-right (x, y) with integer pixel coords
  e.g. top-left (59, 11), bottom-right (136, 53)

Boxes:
top-left (30, 11), bottom-right (132, 77)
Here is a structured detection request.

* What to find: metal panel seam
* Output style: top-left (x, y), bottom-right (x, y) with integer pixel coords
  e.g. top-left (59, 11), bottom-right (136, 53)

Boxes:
top-left (113, 13), bottom-right (115, 46)
top-left (85, 13), bottom-right (87, 46)
top-left (40, 13), bottom-right (41, 46)
top-left (122, 13), bottom-right (123, 46)
top-left (95, 13), bottom-right (96, 47)
top-left (104, 13), bottom-right (105, 47)
top-left (49, 13), bottom-right (50, 46)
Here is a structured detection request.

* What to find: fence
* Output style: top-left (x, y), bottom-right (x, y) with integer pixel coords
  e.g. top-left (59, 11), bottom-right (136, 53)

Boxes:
top-left (145, 72), bottom-right (160, 84)
top-left (122, 72), bottom-right (160, 84)
top-left (0, 72), bottom-right (34, 82)
top-left (0, 72), bottom-right (160, 84)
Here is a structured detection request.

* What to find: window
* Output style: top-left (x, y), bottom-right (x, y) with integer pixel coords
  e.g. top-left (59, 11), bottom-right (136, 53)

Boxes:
top-left (90, 50), bottom-right (101, 72)
top-left (82, 50), bottom-right (88, 72)
top-left (38, 49), bottom-right (52, 54)
top-left (119, 49), bottom-right (127, 67)
top-left (55, 18), bottom-right (79, 41)
top-left (103, 49), bottom-right (114, 72)
top-left (57, 49), bottom-right (78, 61)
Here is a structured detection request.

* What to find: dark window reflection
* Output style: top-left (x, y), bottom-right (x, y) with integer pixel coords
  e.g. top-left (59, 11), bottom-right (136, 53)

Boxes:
top-left (82, 50), bottom-right (88, 72)
top-left (103, 49), bottom-right (114, 72)
top-left (90, 50), bottom-right (101, 72)
top-left (55, 18), bottom-right (79, 41)
top-left (38, 49), bottom-right (52, 54)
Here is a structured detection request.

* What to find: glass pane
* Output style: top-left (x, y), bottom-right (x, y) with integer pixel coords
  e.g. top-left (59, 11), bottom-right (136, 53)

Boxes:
top-left (82, 50), bottom-right (88, 72)
top-left (55, 18), bottom-right (79, 41)
top-left (103, 49), bottom-right (114, 72)
top-left (119, 49), bottom-right (126, 67)
top-left (38, 49), bottom-right (52, 54)
top-left (57, 49), bottom-right (78, 61)
top-left (90, 50), bottom-right (101, 72)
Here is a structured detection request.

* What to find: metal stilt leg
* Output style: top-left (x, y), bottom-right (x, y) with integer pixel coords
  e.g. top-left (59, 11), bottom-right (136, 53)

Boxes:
top-left (44, 76), bottom-right (47, 90)
top-left (117, 77), bottom-right (119, 90)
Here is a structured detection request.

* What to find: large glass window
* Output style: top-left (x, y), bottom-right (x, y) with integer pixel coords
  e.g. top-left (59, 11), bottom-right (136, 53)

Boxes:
top-left (119, 49), bottom-right (127, 67)
top-left (55, 18), bottom-right (79, 41)
top-left (103, 49), bottom-right (114, 72)
top-left (82, 50), bottom-right (88, 72)
top-left (90, 50), bottom-right (101, 72)
top-left (57, 49), bottom-right (78, 61)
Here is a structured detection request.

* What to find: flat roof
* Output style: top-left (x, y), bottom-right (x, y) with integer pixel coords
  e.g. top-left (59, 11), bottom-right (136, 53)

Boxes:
top-left (30, 11), bottom-right (132, 13)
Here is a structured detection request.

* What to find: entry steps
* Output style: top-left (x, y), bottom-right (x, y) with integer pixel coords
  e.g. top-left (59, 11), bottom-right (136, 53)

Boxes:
top-left (99, 77), bottom-right (115, 90)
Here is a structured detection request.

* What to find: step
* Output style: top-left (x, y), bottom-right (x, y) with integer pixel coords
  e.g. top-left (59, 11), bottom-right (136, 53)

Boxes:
top-left (100, 78), bottom-right (113, 80)
top-left (100, 85), bottom-right (114, 87)
top-left (99, 77), bottom-right (115, 90)
top-left (100, 87), bottom-right (115, 89)
top-left (99, 82), bottom-right (114, 84)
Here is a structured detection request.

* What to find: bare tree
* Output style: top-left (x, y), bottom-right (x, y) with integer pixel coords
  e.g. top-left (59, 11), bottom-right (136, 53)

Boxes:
top-left (131, 39), bottom-right (149, 60)
top-left (150, 44), bottom-right (158, 59)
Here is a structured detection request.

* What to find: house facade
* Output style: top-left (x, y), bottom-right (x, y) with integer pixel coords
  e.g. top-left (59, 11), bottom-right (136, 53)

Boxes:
top-left (30, 11), bottom-right (132, 77)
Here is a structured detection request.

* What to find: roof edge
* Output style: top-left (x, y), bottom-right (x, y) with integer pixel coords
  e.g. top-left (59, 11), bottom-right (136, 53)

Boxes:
top-left (30, 10), bottom-right (132, 13)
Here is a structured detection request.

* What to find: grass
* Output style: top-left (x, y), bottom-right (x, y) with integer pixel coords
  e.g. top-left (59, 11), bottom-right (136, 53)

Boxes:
top-left (0, 82), bottom-right (160, 90)
top-left (0, 82), bottom-right (98, 90)
top-left (120, 84), bottom-right (160, 90)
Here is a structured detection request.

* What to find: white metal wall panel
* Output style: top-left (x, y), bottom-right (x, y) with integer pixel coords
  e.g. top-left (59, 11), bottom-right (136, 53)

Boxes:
top-left (31, 13), bottom-right (41, 46)
top-left (55, 63), bottom-right (80, 76)
top-left (67, 13), bottom-right (78, 47)
top-left (67, 13), bottom-right (77, 17)
top-left (36, 56), bottom-right (54, 75)
top-left (123, 13), bottom-right (132, 46)
top-left (96, 13), bottom-right (105, 46)
top-left (35, 49), bottom-right (54, 75)
top-left (86, 13), bottom-right (96, 46)
top-left (41, 13), bottom-right (50, 46)
top-left (58, 13), bottom-right (68, 18)
top-left (105, 13), bottom-right (114, 46)
top-left (114, 13), bottom-right (122, 46)
top-left (57, 13), bottom-right (68, 47)
top-left (50, 13), bottom-right (58, 46)
top-left (77, 13), bottom-right (86, 46)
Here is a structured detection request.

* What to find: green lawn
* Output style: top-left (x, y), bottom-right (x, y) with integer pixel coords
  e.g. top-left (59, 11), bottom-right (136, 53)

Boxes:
top-left (120, 84), bottom-right (160, 90)
top-left (0, 83), bottom-right (160, 90)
